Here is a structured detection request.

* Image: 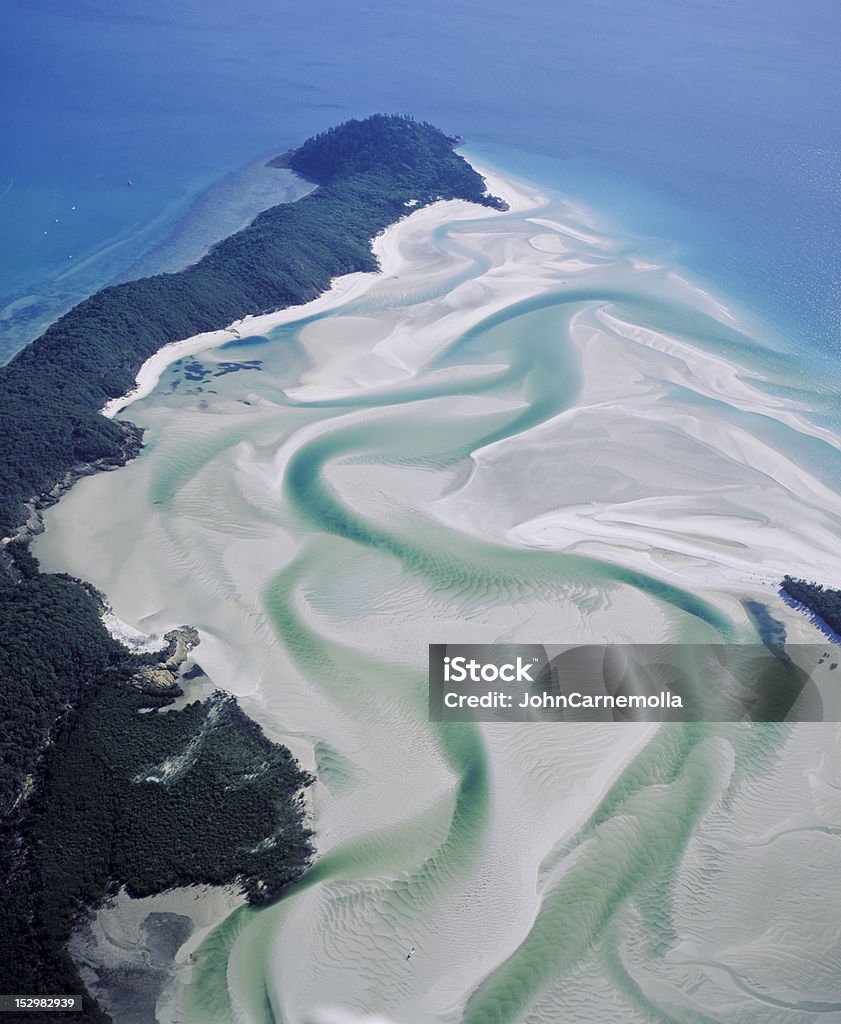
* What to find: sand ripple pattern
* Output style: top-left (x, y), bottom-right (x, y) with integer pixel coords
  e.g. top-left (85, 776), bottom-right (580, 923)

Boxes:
top-left (34, 170), bottom-right (841, 1023)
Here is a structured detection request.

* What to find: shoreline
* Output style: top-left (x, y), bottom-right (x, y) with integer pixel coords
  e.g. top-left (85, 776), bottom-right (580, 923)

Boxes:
top-left (75, 159), bottom-right (841, 642)
top-left (68, 882), bottom-right (246, 1024)
top-left (100, 165), bottom-right (538, 420)
top-left (29, 153), bottom-right (841, 1023)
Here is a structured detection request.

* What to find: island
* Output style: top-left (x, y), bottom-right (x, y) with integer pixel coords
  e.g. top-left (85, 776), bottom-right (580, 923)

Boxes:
top-left (0, 115), bottom-right (504, 1022)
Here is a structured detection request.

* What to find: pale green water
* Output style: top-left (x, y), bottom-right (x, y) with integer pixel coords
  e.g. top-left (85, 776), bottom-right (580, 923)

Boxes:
top-left (34, 181), bottom-right (841, 1023)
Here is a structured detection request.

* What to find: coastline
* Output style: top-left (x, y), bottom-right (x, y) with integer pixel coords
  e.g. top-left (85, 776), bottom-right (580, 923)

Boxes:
top-left (60, 158), bottom-right (841, 653)
top-left (101, 164), bottom-right (536, 421)
top-left (68, 883), bottom-right (246, 1024)
top-left (4, 0), bottom-right (839, 1010)
top-left (28, 152), bottom-right (841, 1023)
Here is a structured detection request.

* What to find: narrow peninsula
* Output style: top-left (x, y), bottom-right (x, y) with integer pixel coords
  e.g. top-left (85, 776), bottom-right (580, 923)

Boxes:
top-left (0, 114), bottom-right (503, 539)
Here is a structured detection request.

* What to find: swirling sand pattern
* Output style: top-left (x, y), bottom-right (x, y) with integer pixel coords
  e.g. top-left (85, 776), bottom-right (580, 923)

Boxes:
top-left (34, 171), bottom-right (841, 1023)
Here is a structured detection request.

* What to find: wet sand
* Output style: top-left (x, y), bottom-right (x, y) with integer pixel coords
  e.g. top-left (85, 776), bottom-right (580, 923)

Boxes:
top-left (35, 166), bottom-right (841, 1024)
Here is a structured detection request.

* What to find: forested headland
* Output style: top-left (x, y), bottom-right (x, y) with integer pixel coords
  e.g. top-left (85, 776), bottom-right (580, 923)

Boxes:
top-left (0, 115), bottom-right (502, 1022)
top-left (0, 114), bottom-right (502, 539)
top-left (0, 544), bottom-right (313, 1023)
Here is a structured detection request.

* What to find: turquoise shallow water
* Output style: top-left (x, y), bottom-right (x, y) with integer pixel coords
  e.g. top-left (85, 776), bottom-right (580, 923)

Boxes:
top-left (11, 5), bottom-right (841, 1015)
top-left (31, 178), bottom-right (841, 1022)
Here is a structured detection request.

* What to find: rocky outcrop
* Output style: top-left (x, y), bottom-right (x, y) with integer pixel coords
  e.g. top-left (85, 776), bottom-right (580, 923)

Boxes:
top-left (3, 421), bottom-right (144, 545)
top-left (132, 627), bottom-right (201, 694)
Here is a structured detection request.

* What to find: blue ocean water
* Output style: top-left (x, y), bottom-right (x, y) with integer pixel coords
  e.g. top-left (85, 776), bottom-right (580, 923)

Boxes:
top-left (3, 0), bottom-right (840, 364)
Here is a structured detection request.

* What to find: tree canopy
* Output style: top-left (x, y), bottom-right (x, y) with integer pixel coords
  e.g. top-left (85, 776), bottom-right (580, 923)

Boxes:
top-left (0, 115), bottom-right (502, 537)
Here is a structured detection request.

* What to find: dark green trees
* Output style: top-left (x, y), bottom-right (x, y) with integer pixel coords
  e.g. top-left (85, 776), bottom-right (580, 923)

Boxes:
top-left (0, 115), bottom-right (502, 537)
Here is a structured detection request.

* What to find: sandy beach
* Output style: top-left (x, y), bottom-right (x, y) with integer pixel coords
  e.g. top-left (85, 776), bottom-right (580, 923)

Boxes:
top-left (35, 163), bottom-right (841, 1024)
top-left (101, 166), bottom-right (537, 420)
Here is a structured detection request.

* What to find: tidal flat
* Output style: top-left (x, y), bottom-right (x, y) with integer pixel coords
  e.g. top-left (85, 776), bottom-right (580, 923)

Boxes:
top-left (35, 167), bottom-right (841, 1023)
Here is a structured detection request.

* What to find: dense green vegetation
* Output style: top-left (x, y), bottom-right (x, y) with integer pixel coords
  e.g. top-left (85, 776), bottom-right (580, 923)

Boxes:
top-left (288, 114), bottom-right (504, 206)
top-left (0, 545), bottom-right (312, 1023)
top-left (0, 115), bottom-right (501, 537)
top-left (0, 544), bottom-right (130, 816)
top-left (781, 575), bottom-right (841, 638)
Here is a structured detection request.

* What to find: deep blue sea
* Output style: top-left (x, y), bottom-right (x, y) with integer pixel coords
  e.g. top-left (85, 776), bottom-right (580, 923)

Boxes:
top-left (3, 0), bottom-right (840, 366)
